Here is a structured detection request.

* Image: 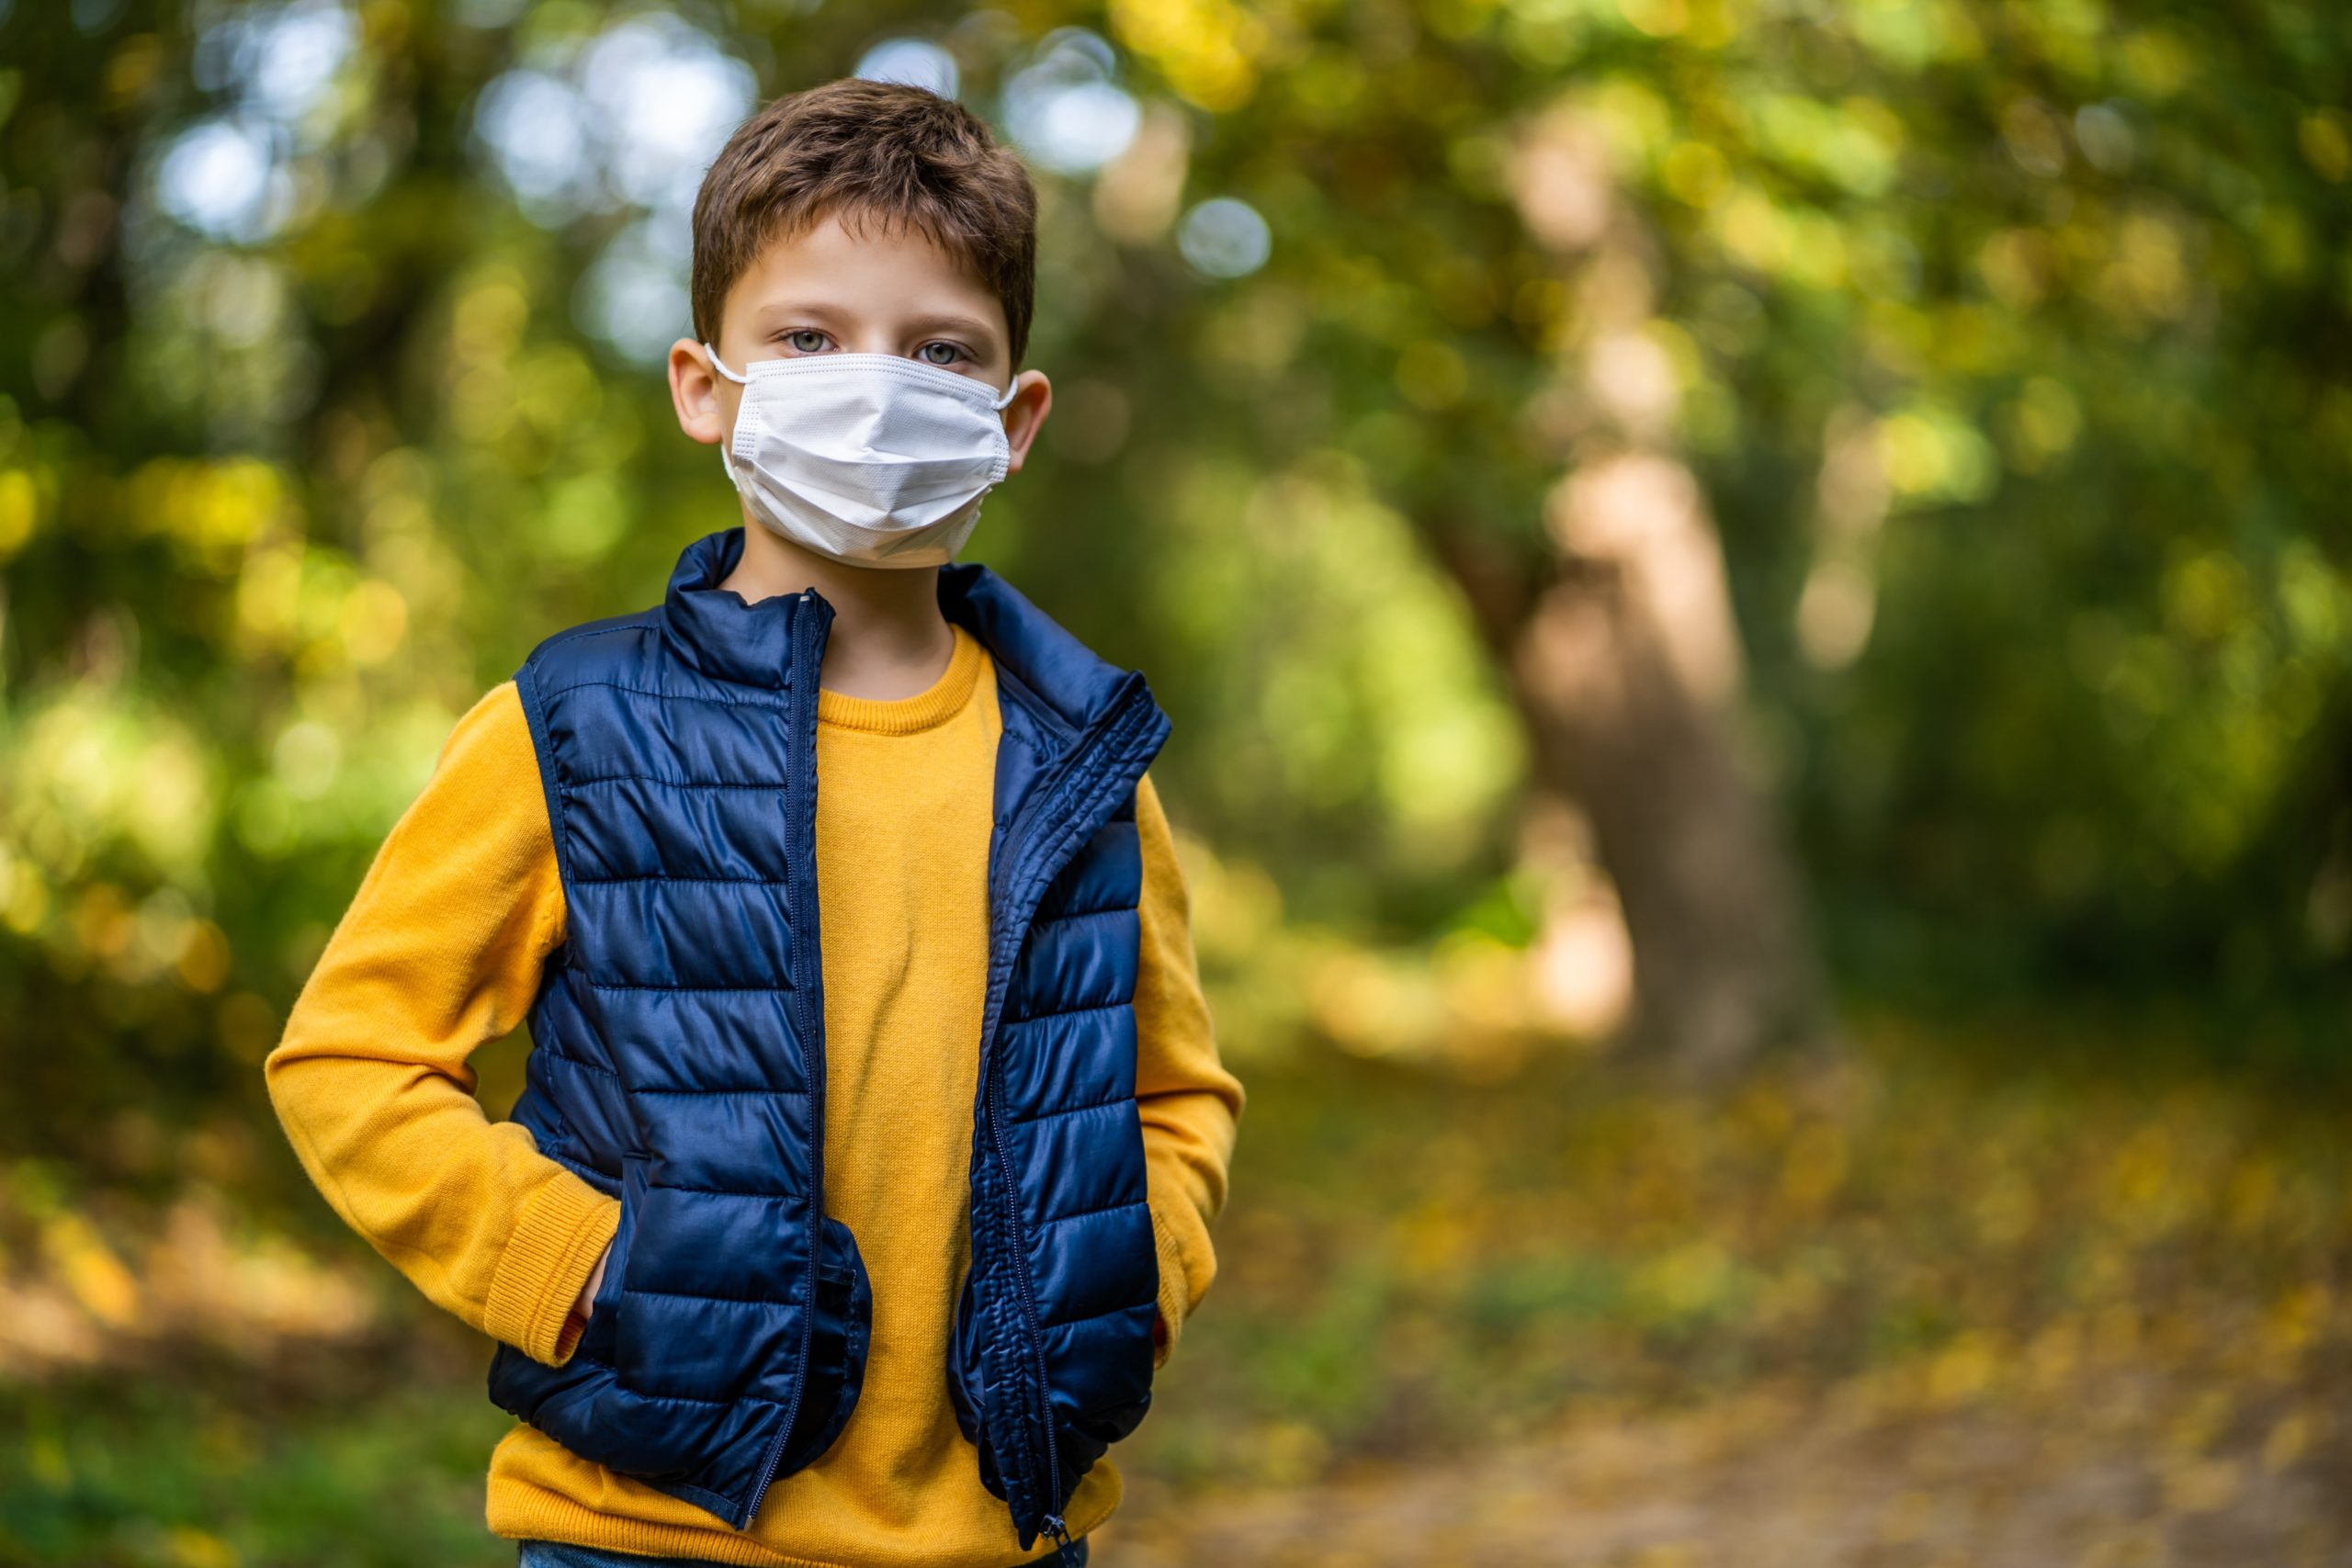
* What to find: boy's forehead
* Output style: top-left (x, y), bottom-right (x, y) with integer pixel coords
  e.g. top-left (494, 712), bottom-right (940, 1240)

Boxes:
top-left (725, 209), bottom-right (1007, 342)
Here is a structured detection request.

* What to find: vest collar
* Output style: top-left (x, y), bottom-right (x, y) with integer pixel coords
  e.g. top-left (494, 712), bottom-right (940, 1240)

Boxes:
top-left (658, 525), bottom-right (805, 690)
top-left (660, 526), bottom-right (1139, 738)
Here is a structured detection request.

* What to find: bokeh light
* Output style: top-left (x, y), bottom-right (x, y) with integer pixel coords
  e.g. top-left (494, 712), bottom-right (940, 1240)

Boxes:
top-left (853, 37), bottom-right (960, 100)
top-left (1176, 196), bottom-right (1271, 278)
top-left (1003, 28), bottom-right (1142, 175)
top-left (154, 119), bottom-right (282, 243)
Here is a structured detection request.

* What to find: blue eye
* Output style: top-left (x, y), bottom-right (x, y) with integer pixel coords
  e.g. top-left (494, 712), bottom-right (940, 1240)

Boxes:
top-left (918, 342), bottom-right (964, 366)
top-left (786, 330), bottom-right (827, 353)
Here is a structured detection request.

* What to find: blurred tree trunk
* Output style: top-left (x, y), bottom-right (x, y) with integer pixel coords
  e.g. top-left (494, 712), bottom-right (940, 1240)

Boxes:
top-left (1426, 101), bottom-right (1829, 1079)
top-left (1523, 514), bottom-right (1826, 1079)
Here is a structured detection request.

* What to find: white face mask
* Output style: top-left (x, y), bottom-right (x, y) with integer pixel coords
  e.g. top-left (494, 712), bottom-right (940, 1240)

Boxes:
top-left (705, 345), bottom-right (1021, 570)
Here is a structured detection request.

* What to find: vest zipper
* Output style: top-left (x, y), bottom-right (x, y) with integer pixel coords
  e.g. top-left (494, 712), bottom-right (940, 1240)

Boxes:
top-left (976, 680), bottom-right (1161, 1553)
top-left (984, 1044), bottom-right (1069, 1548)
top-left (739, 588), bottom-right (831, 1529)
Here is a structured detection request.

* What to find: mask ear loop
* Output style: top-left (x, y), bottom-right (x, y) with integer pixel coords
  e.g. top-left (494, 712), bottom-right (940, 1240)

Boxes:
top-left (704, 344), bottom-right (750, 385)
top-left (703, 344), bottom-right (752, 491)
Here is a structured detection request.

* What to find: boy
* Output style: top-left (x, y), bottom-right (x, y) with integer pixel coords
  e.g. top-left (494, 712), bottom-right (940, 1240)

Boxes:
top-left (263, 79), bottom-right (1244, 1568)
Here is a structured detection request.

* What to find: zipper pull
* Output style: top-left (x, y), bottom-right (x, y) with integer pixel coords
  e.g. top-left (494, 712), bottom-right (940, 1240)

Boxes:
top-left (1042, 1512), bottom-right (1076, 1561)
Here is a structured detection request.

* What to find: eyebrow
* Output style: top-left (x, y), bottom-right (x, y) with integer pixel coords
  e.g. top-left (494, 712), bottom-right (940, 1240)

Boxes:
top-left (755, 300), bottom-right (1001, 344)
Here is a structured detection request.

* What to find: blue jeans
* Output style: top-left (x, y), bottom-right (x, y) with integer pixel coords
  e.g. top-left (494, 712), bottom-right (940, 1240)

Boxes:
top-left (516, 1535), bottom-right (1091, 1567)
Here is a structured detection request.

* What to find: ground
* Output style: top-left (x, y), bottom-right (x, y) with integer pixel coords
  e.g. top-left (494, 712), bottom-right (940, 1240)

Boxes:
top-left (2, 1021), bottom-right (2346, 1565)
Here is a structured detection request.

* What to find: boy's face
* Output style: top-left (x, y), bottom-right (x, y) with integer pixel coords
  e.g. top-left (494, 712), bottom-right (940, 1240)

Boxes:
top-left (667, 209), bottom-right (1049, 484)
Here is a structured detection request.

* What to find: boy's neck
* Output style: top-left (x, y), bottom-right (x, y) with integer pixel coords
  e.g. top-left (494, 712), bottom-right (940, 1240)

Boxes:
top-left (718, 519), bottom-right (956, 701)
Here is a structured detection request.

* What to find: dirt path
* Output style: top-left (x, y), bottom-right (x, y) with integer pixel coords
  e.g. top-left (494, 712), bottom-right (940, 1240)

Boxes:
top-left (1098, 1380), bottom-right (2350, 1567)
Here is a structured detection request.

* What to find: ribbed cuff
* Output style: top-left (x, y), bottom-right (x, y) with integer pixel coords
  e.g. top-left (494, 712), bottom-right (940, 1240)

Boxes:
top-left (1148, 1202), bottom-right (1188, 1371)
top-left (486, 1171), bottom-right (620, 1365)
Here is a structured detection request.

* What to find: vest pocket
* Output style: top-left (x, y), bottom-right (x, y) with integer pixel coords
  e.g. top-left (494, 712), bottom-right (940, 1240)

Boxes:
top-left (574, 1152), bottom-right (643, 1369)
top-left (765, 1213), bottom-right (873, 1477)
top-left (945, 1261), bottom-right (985, 1450)
top-left (946, 1259), bottom-right (1015, 1502)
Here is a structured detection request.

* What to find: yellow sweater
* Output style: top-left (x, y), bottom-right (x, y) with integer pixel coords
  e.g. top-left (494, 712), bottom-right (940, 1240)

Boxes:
top-left (264, 621), bottom-right (1244, 1567)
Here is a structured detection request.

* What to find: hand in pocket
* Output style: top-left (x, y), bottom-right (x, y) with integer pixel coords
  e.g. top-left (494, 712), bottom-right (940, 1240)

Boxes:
top-left (575, 1237), bottom-right (613, 1321)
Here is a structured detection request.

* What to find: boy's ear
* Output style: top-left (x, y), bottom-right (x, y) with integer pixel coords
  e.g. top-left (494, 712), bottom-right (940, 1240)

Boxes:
top-left (1001, 369), bottom-right (1052, 479)
top-left (669, 339), bottom-right (729, 446)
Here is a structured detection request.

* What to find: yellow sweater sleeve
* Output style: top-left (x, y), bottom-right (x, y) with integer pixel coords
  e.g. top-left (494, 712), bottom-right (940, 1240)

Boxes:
top-left (263, 681), bottom-right (618, 1368)
top-left (1133, 771), bottom-right (1246, 1371)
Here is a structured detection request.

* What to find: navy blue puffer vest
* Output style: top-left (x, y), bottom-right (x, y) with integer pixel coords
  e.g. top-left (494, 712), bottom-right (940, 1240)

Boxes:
top-left (485, 526), bottom-right (1172, 1553)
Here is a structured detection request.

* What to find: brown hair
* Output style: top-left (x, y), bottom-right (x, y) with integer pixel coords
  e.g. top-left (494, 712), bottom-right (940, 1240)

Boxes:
top-left (690, 79), bottom-right (1038, 367)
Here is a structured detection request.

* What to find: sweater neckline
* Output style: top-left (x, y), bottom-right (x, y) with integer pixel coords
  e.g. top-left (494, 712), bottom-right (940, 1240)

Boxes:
top-left (816, 622), bottom-right (983, 736)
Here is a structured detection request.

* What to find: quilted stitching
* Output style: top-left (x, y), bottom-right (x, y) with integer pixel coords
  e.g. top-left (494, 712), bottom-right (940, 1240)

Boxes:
top-left (485, 527), bottom-right (1170, 1542)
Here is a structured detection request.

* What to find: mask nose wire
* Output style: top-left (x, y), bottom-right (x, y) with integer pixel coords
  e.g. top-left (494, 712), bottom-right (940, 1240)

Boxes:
top-left (710, 342), bottom-right (1021, 414)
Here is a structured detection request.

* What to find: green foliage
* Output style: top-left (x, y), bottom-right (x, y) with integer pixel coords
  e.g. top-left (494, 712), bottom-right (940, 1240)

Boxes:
top-left (0, 1354), bottom-right (525, 1566)
top-left (1117, 0), bottom-right (2352, 1020)
top-left (0, 0), bottom-right (2346, 1148)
